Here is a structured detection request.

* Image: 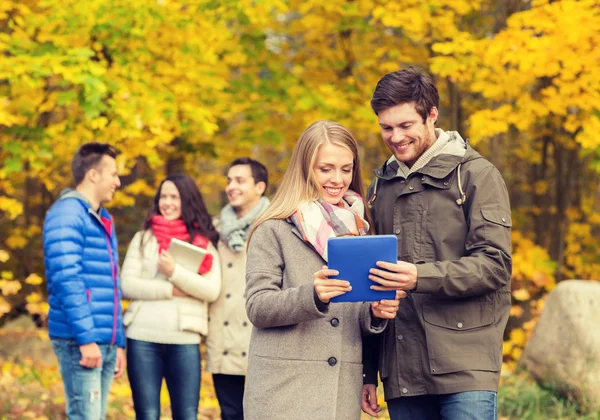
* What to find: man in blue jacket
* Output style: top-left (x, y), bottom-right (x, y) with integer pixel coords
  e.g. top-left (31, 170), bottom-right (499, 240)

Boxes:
top-left (43, 142), bottom-right (126, 420)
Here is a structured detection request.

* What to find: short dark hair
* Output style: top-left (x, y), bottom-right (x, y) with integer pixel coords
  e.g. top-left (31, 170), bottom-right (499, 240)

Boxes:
top-left (370, 66), bottom-right (440, 123)
top-left (229, 157), bottom-right (268, 193)
top-left (71, 143), bottom-right (118, 186)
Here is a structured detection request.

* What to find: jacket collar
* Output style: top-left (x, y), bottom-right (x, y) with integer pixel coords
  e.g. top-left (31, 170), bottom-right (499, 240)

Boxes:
top-left (285, 218), bottom-right (304, 242)
top-left (57, 188), bottom-right (113, 233)
top-left (373, 145), bottom-right (483, 181)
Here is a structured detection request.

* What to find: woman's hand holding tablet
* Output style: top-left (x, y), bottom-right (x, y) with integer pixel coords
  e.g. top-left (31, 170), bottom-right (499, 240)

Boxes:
top-left (313, 265), bottom-right (352, 304)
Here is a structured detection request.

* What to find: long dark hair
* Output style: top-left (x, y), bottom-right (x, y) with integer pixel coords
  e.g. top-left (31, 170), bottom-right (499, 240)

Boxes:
top-left (143, 173), bottom-right (219, 247)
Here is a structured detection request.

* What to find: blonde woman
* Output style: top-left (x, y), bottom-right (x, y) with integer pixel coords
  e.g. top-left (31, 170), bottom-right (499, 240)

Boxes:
top-left (243, 121), bottom-right (402, 420)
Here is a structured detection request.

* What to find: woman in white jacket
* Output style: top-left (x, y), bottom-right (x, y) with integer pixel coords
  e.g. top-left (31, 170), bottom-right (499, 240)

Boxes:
top-left (121, 173), bottom-right (221, 420)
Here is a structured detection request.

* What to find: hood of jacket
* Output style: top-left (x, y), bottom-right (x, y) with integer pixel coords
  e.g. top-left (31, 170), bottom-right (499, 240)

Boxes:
top-left (374, 130), bottom-right (483, 181)
top-left (57, 188), bottom-right (92, 206)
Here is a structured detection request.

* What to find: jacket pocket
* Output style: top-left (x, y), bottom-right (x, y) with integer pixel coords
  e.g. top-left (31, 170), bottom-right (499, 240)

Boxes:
top-left (481, 206), bottom-right (512, 228)
top-left (123, 301), bottom-right (142, 327)
top-left (481, 205), bottom-right (512, 245)
top-left (178, 301), bottom-right (208, 335)
top-left (423, 297), bottom-right (494, 331)
top-left (422, 296), bottom-right (501, 375)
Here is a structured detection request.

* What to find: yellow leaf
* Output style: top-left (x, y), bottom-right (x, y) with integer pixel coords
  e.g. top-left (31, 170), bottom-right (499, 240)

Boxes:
top-left (0, 196), bottom-right (24, 219)
top-left (510, 305), bottom-right (524, 317)
top-left (509, 328), bottom-right (526, 347)
top-left (0, 250), bottom-right (9, 263)
top-left (6, 234), bottom-right (28, 249)
top-left (26, 292), bottom-right (42, 303)
top-left (511, 347), bottom-right (523, 361)
top-left (0, 297), bottom-right (10, 317)
top-left (512, 288), bottom-right (531, 301)
top-left (1, 280), bottom-right (21, 295)
top-left (25, 273), bottom-right (43, 285)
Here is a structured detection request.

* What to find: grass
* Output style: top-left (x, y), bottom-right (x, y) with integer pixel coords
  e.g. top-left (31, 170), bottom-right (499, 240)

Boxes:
top-left (1, 355), bottom-right (598, 419)
top-left (498, 373), bottom-right (600, 420)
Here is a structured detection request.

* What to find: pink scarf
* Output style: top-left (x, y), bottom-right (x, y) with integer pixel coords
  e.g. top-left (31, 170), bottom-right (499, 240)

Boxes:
top-left (290, 190), bottom-right (369, 261)
top-left (150, 215), bottom-right (213, 275)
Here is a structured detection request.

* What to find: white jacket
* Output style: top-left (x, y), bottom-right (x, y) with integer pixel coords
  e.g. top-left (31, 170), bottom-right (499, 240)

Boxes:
top-left (121, 230), bottom-right (221, 344)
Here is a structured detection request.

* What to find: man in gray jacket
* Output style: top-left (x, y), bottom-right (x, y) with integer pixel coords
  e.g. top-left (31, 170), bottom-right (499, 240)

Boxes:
top-left (361, 67), bottom-right (512, 420)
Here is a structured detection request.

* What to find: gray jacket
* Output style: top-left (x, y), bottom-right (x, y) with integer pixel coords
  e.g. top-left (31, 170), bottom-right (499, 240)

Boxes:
top-left (364, 133), bottom-right (512, 400)
top-left (244, 219), bottom-right (386, 420)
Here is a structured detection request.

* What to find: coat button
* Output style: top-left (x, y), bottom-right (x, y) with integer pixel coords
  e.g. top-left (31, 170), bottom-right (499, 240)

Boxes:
top-left (330, 318), bottom-right (339, 327)
top-left (502, 217), bottom-right (507, 223)
top-left (457, 322), bottom-right (463, 329)
top-left (223, 350), bottom-right (228, 355)
top-left (243, 321), bottom-right (248, 327)
top-left (421, 176), bottom-right (425, 181)
top-left (328, 357), bottom-right (337, 366)
top-left (226, 293), bottom-right (231, 299)
top-left (224, 321), bottom-right (229, 326)
top-left (408, 185), bottom-right (414, 191)
top-left (227, 263), bottom-right (233, 268)
top-left (395, 228), bottom-right (400, 235)
top-left (443, 181), bottom-right (449, 186)
top-left (397, 334), bottom-right (403, 341)
top-left (242, 352), bottom-right (247, 357)
top-left (402, 388), bottom-right (408, 394)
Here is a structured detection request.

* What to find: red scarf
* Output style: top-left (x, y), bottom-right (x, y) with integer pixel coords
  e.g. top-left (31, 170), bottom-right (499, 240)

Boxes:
top-left (150, 215), bottom-right (213, 275)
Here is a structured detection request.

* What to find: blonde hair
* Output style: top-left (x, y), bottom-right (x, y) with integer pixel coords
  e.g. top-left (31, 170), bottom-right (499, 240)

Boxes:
top-left (249, 120), bottom-right (372, 242)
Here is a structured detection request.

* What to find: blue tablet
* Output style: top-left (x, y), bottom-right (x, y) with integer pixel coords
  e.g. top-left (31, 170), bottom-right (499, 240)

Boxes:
top-left (328, 235), bottom-right (397, 302)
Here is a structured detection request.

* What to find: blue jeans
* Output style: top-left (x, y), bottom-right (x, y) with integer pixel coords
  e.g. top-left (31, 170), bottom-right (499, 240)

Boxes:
top-left (51, 339), bottom-right (117, 420)
top-left (387, 391), bottom-right (498, 420)
top-left (126, 338), bottom-right (201, 420)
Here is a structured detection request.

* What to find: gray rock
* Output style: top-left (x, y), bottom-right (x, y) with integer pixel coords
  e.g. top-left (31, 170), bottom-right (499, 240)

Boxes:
top-left (521, 280), bottom-right (600, 410)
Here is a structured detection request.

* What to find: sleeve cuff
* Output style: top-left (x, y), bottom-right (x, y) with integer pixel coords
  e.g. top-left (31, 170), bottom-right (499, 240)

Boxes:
top-left (415, 263), bottom-right (441, 294)
top-left (368, 306), bottom-right (388, 333)
top-left (313, 288), bottom-right (329, 314)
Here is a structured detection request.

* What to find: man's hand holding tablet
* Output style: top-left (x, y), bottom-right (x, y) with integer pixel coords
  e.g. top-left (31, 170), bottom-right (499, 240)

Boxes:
top-left (369, 260), bottom-right (418, 291)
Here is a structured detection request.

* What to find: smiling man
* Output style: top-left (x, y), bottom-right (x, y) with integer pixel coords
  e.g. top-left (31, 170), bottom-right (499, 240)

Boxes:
top-left (206, 157), bottom-right (269, 420)
top-left (43, 142), bottom-right (126, 420)
top-left (361, 67), bottom-right (513, 420)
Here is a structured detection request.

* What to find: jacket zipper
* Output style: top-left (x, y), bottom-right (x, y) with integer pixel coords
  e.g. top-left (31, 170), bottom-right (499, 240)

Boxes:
top-left (104, 231), bottom-right (118, 345)
top-left (86, 289), bottom-right (91, 303)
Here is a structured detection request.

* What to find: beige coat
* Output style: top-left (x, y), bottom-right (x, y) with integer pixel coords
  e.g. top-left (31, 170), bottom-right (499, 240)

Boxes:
top-left (243, 219), bottom-right (386, 420)
top-left (205, 240), bottom-right (252, 375)
top-left (121, 231), bottom-right (221, 344)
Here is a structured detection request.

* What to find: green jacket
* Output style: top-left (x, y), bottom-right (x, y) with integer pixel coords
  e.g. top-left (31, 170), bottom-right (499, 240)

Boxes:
top-left (364, 133), bottom-right (512, 399)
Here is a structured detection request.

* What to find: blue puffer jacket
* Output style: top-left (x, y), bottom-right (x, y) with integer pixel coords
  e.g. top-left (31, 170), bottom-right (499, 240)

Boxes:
top-left (43, 189), bottom-right (125, 347)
